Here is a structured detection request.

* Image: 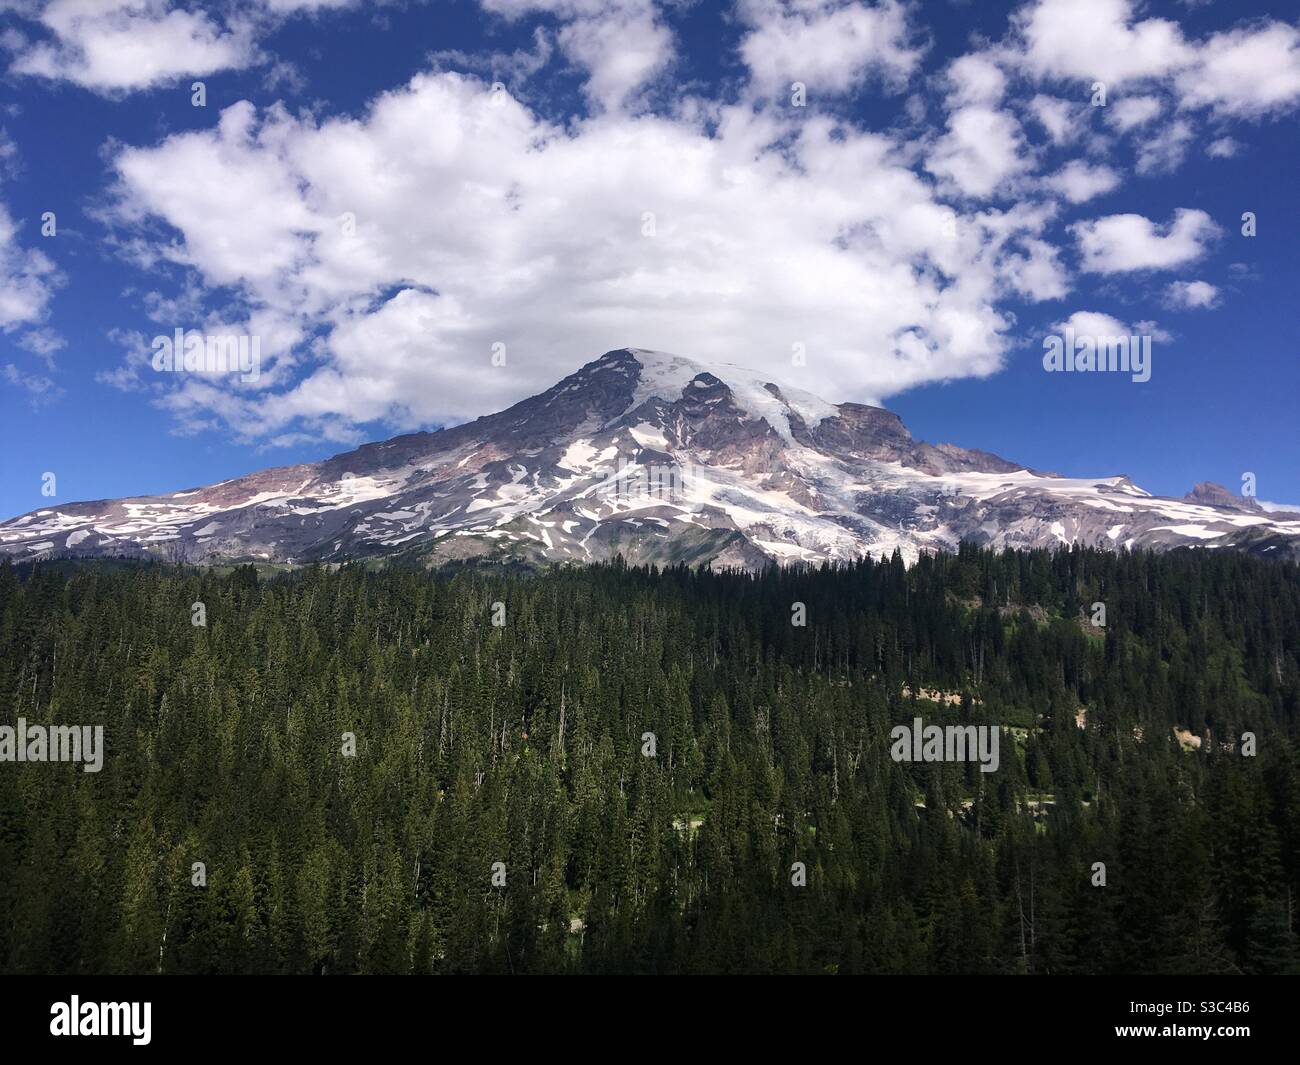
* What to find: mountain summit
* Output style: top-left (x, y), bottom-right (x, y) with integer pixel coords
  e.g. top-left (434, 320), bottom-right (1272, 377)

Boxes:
top-left (4, 348), bottom-right (1298, 568)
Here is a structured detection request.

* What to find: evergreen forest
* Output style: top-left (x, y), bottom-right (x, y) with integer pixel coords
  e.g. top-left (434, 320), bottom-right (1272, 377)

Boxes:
top-left (1, 546), bottom-right (1297, 974)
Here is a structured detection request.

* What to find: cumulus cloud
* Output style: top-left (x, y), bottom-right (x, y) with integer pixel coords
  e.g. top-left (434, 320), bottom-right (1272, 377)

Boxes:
top-left (1012, 0), bottom-right (1191, 86)
top-left (1134, 117), bottom-right (1192, 175)
top-left (6, 0), bottom-right (257, 93)
top-left (1071, 208), bottom-right (1220, 273)
top-left (913, 0), bottom-right (1300, 203)
top-left (1164, 279), bottom-right (1218, 309)
top-left (1026, 94), bottom-right (1084, 145)
top-left (1051, 309), bottom-right (1170, 342)
top-left (21, 0), bottom-right (1300, 446)
top-left (0, 201), bottom-right (60, 331)
top-left (999, 236), bottom-right (1068, 302)
top-left (737, 0), bottom-right (924, 98)
top-left (1052, 310), bottom-right (1127, 336)
top-left (0, 130), bottom-right (64, 403)
top-left (1007, 0), bottom-right (1300, 124)
top-left (1177, 23), bottom-right (1300, 117)
top-left (481, 0), bottom-right (673, 111)
top-left (98, 72), bottom-right (1073, 438)
top-left (1107, 94), bottom-right (1162, 132)
top-left (1044, 160), bottom-right (1119, 204)
top-left (1, 0), bottom-right (378, 94)
top-left (944, 53), bottom-right (1006, 107)
top-left (925, 105), bottom-right (1030, 198)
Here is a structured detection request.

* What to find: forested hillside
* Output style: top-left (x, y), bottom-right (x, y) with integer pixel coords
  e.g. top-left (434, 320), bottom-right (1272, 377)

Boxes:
top-left (1, 546), bottom-right (1297, 974)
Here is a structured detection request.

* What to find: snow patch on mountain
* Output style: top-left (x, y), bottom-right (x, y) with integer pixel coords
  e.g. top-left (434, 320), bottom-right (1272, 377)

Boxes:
top-left (623, 348), bottom-right (837, 442)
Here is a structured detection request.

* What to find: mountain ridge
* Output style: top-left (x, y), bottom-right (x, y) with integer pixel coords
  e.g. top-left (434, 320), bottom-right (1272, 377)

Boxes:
top-left (4, 347), bottom-right (1299, 568)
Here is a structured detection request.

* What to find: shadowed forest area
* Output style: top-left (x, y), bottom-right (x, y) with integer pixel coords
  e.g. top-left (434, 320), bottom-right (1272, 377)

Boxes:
top-left (1, 546), bottom-right (1297, 974)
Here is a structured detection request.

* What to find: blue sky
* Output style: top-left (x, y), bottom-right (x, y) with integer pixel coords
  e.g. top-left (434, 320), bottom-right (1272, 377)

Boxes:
top-left (0, 0), bottom-right (1296, 520)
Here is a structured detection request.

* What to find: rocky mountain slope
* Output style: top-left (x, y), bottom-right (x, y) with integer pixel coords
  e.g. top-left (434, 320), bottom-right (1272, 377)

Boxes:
top-left (3, 348), bottom-right (1298, 568)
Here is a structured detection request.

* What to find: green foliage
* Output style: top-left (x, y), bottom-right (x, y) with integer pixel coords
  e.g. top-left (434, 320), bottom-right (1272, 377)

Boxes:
top-left (0, 545), bottom-right (1297, 974)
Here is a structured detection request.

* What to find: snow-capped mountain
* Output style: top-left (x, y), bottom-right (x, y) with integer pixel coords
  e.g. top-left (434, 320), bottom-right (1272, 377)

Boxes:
top-left (4, 348), bottom-right (1299, 569)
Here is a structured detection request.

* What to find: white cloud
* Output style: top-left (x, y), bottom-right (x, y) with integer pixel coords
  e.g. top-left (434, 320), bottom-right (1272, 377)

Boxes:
top-left (1177, 23), bottom-right (1300, 117)
top-left (1107, 94), bottom-right (1162, 132)
top-left (14, 324), bottom-right (65, 367)
top-left (1005, 0), bottom-right (1300, 170)
top-left (2, 0), bottom-right (376, 94)
top-left (28, 0), bottom-right (1296, 446)
top-left (430, 27), bottom-right (555, 89)
top-left (1052, 309), bottom-right (1169, 342)
top-left (260, 0), bottom-right (356, 11)
top-left (0, 201), bottom-right (60, 330)
top-left (925, 105), bottom-right (1030, 198)
top-left (1259, 500), bottom-right (1300, 515)
top-left (1164, 279), bottom-right (1218, 309)
top-left (3, 361), bottom-right (62, 405)
top-left (1044, 160), bottom-right (1119, 203)
top-left (3, 0), bottom-right (676, 108)
top-left (1072, 208), bottom-right (1219, 273)
top-left (1205, 136), bottom-right (1239, 158)
top-left (945, 53), bottom-right (1007, 106)
top-left (737, 0), bottom-right (924, 98)
top-left (0, 127), bottom-right (19, 180)
top-left (482, 0), bottom-right (673, 111)
top-left (1026, 94), bottom-right (1084, 145)
top-left (7, 0), bottom-right (257, 93)
top-left (1000, 236), bottom-right (1068, 301)
top-left (0, 131), bottom-right (64, 390)
top-left (99, 73), bottom-right (1071, 438)
top-left (1135, 117), bottom-right (1192, 175)
top-left (1131, 318), bottom-right (1172, 343)
top-left (1012, 0), bottom-right (1191, 86)
top-left (1052, 310), bottom-right (1126, 336)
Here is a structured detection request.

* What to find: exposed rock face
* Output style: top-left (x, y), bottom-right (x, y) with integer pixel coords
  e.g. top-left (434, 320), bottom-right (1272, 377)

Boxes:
top-left (1183, 482), bottom-right (1263, 514)
top-left (3, 348), bottom-right (1299, 569)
